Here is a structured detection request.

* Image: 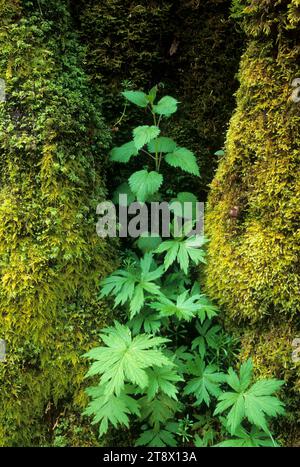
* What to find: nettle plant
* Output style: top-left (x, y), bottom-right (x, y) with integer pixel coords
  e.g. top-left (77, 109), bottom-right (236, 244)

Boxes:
top-left (84, 88), bottom-right (285, 447)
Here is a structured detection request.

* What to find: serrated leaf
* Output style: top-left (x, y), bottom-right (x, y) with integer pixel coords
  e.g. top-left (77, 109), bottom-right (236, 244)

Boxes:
top-left (133, 125), bottom-right (160, 150)
top-left (147, 137), bottom-right (176, 154)
top-left (135, 423), bottom-right (178, 447)
top-left (112, 182), bottom-right (135, 206)
top-left (99, 253), bottom-right (164, 318)
top-left (84, 385), bottom-right (140, 437)
top-left (122, 90), bottom-right (148, 108)
top-left (165, 147), bottom-right (200, 176)
top-left (139, 393), bottom-right (180, 430)
top-left (84, 321), bottom-right (171, 397)
top-left (150, 291), bottom-right (209, 322)
top-left (184, 358), bottom-right (226, 406)
top-left (109, 141), bottom-right (138, 163)
top-left (145, 366), bottom-right (183, 400)
top-left (153, 95), bottom-right (179, 116)
top-left (214, 359), bottom-right (285, 434)
top-left (129, 169), bottom-right (163, 202)
top-left (155, 235), bottom-right (206, 274)
top-left (136, 232), bottom-right (162, 253)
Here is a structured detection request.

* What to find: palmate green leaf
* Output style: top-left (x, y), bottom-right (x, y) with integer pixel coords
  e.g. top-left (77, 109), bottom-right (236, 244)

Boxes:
top-left (145, 365), bottom-right (183, 401)
top-left (153, 95), bottom-right (179, 116)
top-left (122, 90), bottom-right (148, 108)
top-left (192, 320), bottom-right (221, 359)
top-left (129, 169), bottom-right (163, 202)
top-left (150, 291), bottom-right (210, 322)
top-left (109, 141), bottom-right (138, 163)
top-left (84, 385), bottom-right (140, 437)
top-left (84, 321), bottom-right (171, 397)
top-left (135, 423), bottom-right (178, 447)
top-left (99, 253), bottom-right (164, 318)
top-left (133, 125), bottom-right (160, 150)
top-left (165, 147), bottom-right (200, 176)
top-left (216, 426), bottom-right (279, 447)
top-left (214, 359), bottom-right (285, 434)
top-left (139, 393), bottom-right (181, 430)
top-left (147, 137), bottom-right (176, 154)
top-left (155, 235), bottom-right (206, 274)
top-left (184, 357), bottom-right (226, 406)
top-left (127, 308), bottom-right (162, 335)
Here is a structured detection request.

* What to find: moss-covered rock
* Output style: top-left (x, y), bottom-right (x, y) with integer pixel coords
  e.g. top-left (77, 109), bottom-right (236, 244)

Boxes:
top-left (0, 0), bottom-right (114, 446)
top-left (205, 0), bottom-right (300, 444)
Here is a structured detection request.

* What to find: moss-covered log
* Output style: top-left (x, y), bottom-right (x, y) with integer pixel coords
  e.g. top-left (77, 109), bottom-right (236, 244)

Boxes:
top-left (205, 0), bottom-right (300, 444)
top-left (0, 0), bottom-right (113, 446)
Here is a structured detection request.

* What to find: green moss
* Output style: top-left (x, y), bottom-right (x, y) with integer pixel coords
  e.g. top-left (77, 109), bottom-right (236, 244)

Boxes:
top-left (205, 0), bottom-right (300, 444)
top-left (0, 0), bottom-right (115, 446)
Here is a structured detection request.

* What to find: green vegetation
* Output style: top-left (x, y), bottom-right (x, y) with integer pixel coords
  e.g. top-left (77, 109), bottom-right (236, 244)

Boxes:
top-left (84, 89), bottom-right (285, 447)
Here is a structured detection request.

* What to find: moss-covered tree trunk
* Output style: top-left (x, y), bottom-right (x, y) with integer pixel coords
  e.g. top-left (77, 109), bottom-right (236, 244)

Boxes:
top-left (205, 0), bottom-right (300, 444)
top-left (0, 0), bottom-right (113, 446)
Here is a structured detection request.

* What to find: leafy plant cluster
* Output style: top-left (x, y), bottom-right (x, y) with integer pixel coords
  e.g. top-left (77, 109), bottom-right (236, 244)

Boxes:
top-left (84, 88), bottom-right (285, 447)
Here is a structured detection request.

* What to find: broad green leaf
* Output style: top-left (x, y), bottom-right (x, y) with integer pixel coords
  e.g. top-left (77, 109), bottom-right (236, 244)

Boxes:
top-left (169, 192), bottom-right (199, 219)
top-left (155, 235), bottom-right (206, 274)
top-left (127, 308), bottom-right (162, 335)
top-left (122, 90), bottom-right (148, 108)
top-left (135, 423), bottom-right (178, 447)
top-left (150, 291), bottom-right (210, 322)
top-left (147, 85), bottom-right (158, 104)
top-left (184, 358), bottom-right (226, 406)
top-left (153, 96), bottom-right (179, 116)
top-left (147, 137), bottom-right (176, 154)
top-left (109, 141), bottom-right (138, 163)
top-left (84, 385), bottom-right (140, 437)
top-left (99, 253), bottom-right (164, 318)
top-left (139, 393), bottom-right (181, 430)
top-left (133, 125), bottom-right (160, 150)
top-left (129, 169), bottom-right (163, 202)
top-left (136, 232), bottom-right (162, 253)
top-left (112, 182), bottom-right (135, 206)
top-left (192, 321), bottom-right (221, 358)
top-left (216, 426), bottom-right (279, 447)
top-left (145, 365), bottom-right (183, 400)
top-left (214, 359), bottom-right (285, 434)
top-left (84, 321), bottom-right (171, 396)
top-left (165, 147), bottom-right (200, 176)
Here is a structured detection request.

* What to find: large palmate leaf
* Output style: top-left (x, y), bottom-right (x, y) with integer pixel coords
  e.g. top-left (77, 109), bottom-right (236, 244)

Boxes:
top-left (216, 426), bottom-right (279, 447)
top-left (165, 147), bottom-right (200, 176)
top-left (84, 385), bottom-right (140, 437)
top-left (214, 359), bottom-right (285, 434)
top-left (153, 96), bottom-right (179, 116)
top-left (139, 393), bottom-right (181, 430)
top-left (145, 365), bottom-right (183, 400)
top-left (184, 357), bottom-right (226, 406)
top-left (84, 321), bottom-right (171, 396)
top-left (192, 320), bottom-right (221, 358)
top-left (129, 169), bottom-right (163, 202)
top-left (122, 90), bottom-right (148, 108)
top-left (133, 125), bottom-right (160, 150)
top-left (135, 423), bottom-right (178, 447)
top-left (99, 253), bottom-right (164, 318)
top-left (109, 141), bottom-right (138, 163)
top-left (147, 137), bottom-right (176, 154)
top-left (155, 235), bottom-right (206, 274)
top-left (150, 291), bottom-right (212, 322)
